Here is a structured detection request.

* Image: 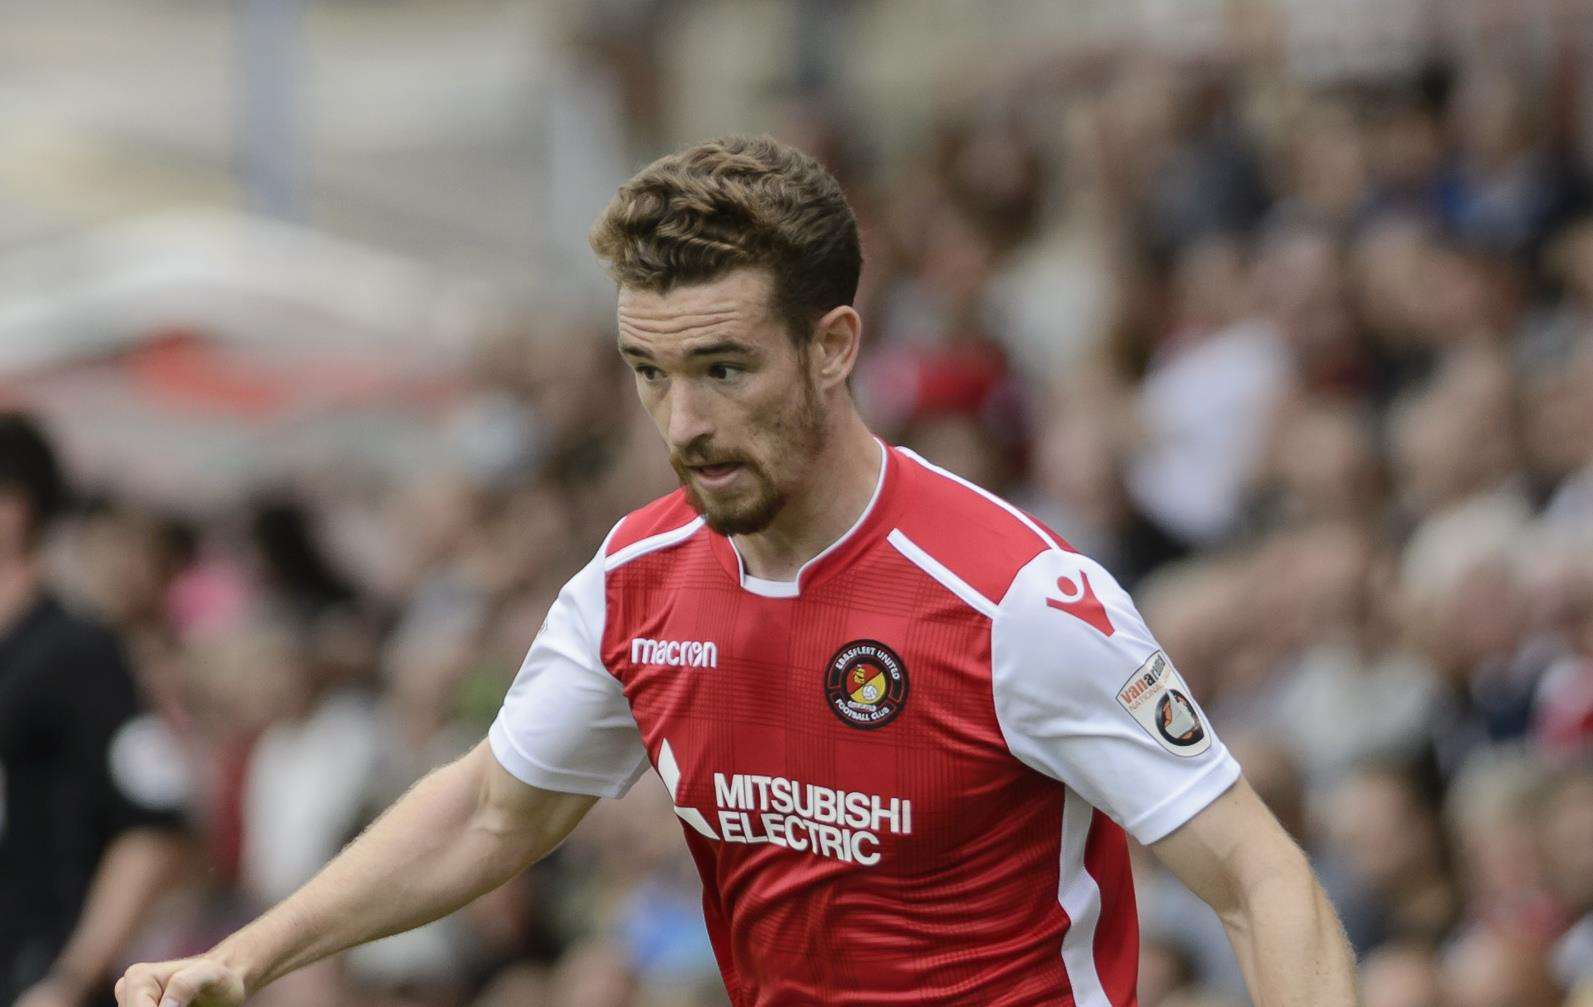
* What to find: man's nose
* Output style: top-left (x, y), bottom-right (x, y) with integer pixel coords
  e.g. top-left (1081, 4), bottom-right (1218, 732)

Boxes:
top-left (665, 381), bottom-right (714, 450)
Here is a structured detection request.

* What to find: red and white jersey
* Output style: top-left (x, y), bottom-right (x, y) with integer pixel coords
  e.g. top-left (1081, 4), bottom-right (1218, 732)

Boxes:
top-left (489, 441), bottom-right (1240, 1006)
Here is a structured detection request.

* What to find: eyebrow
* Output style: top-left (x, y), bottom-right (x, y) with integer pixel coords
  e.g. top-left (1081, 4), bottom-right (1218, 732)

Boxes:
top-left (617, 339), bottom-right (759, 360)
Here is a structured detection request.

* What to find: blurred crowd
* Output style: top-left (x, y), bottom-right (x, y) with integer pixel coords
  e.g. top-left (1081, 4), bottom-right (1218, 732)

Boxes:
top-left (21, 4), bottom-right (1593, 1006)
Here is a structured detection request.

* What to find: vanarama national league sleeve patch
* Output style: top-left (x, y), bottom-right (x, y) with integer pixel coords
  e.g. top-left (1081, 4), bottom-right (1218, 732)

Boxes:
top-left (1115, 650), bottom-right (1213, 757)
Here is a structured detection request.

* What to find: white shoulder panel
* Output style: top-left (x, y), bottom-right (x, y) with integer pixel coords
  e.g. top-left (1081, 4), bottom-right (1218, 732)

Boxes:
top-left (990, 547), bottom-right (1240, 844)
top-left (489, 542), bottom-right (649, 799)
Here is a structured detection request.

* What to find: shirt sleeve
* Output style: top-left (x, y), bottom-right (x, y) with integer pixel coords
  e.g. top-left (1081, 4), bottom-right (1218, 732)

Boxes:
top-left (990, 547), bottom-right (1241, 844)
top-left (74, 632), bottom-right (188, 836)
top-left (488, 544), bottom-right (650, 799)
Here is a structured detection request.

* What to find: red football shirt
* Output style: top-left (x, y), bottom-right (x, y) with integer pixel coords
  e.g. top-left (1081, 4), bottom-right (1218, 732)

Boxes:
top-left (490, 441), bottom-right (1240, 1005)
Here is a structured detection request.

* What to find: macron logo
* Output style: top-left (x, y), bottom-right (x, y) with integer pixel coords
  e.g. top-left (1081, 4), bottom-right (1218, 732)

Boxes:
top-left (632, 637), bottom-right (718, 668)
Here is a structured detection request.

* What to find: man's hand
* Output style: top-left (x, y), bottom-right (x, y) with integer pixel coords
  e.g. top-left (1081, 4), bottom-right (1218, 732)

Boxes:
top-left (114, 956), bottom-right (248, 1007)
top-left (113, 743), bottom-right (596, 1004)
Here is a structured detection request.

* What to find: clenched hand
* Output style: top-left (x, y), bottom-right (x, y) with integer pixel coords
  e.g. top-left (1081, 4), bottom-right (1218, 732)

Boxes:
top-left (114, 958), bottom-right (247, 1007)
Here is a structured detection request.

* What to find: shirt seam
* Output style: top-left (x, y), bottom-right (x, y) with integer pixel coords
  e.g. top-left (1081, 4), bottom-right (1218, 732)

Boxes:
top-left (604, 517), bottom-right (706, 572)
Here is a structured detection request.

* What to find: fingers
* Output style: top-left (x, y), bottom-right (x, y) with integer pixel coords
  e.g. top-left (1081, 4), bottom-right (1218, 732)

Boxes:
top-left (118, 958), bottom-right (242, 1007)
top-left (158, 970), bottom-right (202, 1007)
top-left (115, 964), bottom-right (165, 1007)
top-left (160, 962), bottom-right (226, 1007)
top-left (162, 962), bottom-right (233, 1007)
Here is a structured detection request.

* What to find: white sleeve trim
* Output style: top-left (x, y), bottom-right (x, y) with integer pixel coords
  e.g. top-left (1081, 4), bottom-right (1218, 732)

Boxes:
top-left (488, 718), bottom-right (648, 799)
top-left (1123, 747), bottom-right (1242, 844)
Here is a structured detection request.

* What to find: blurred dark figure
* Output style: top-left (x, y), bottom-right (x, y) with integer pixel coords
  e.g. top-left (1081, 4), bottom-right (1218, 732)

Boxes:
top-left (1321, 762), bottom-right (1462, 955)
top-left (249, 497), bottom-right (359, 621)
top-left (0, 413), bottom-right (187, 1007)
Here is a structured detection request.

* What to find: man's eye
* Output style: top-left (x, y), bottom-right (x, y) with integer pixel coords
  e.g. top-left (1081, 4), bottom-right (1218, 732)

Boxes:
top-left (708, 363), bottom-right (741, 381)
top-left (636, 365), bottom-right (663, 382)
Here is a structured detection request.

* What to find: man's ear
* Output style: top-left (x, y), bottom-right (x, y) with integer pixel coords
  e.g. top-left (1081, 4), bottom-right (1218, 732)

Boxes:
top-left (808, 305), bottom-right (862, 393)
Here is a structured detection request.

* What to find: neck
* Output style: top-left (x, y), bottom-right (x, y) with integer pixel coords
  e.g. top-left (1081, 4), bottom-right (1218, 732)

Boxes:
top-left (0, 555), bottom-right (42, 637)
top-left (732, 407), bottom-right (881, 582)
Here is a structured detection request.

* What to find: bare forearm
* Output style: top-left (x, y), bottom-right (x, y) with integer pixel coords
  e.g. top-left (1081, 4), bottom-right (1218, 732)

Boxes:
top-left (113, 746), bottom-right (594, 1007)
top-left (1152, 781), bottom-right (1358, 1006)
top-left (211, 756), bottom-right (536, 994)
top-left (50, 830), bottom-right (185, 988)
top-left (1221, 859), bottom-right (1358, 1007)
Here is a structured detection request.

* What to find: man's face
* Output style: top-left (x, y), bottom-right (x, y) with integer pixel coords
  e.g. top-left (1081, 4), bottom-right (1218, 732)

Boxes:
top-left (617, 269), bottom-right (826, 535)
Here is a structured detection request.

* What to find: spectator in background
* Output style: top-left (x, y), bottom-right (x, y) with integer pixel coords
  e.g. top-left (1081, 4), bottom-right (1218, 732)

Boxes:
top-left (1440, 927), bottom-right (1562, 1007)
top-left (1320, 762), bottom-right (1461, 955)
top-left (0, 413), bottom-right (189, 1007)
top-left (1445, 748), bottom-right (1560, 943)
top-left (1126, 233), bottom-right (1294, 546)
top-left (1539, 764), bottom-right (1593, 998)
top-left (1360, 941), bottom-right (1442, 1007)
top-left (1440, 61), bottom-right (1583, 260)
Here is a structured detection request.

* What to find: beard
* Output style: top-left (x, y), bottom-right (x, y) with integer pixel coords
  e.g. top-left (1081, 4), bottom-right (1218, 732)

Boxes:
top-left (676, 456), bottom-right (787, 536)
top-left (671, 377), bottom-right (826, 536)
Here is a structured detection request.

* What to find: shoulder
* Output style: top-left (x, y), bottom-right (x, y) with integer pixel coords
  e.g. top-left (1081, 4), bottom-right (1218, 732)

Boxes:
top-left (601, 489), bottom-right (705, 569)
top-left (889, 447), bottom-right (1075, 612)
top-left (31, 596), bottom-right (128, 678)
top-left (19, 598), bottom-right (140, 729)
top-left (546, 491), bottom-right (702, 634)
top-left (995, 546), bottom-right (1152, 655)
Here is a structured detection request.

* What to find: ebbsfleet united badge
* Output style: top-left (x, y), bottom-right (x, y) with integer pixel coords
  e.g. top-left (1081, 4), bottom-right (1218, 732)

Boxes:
top-left (824, 639), bottom-right (908, 729)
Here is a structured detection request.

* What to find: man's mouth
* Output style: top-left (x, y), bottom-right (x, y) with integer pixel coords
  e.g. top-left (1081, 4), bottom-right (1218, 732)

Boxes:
top-left (688, 460), bottom-right (744, 487)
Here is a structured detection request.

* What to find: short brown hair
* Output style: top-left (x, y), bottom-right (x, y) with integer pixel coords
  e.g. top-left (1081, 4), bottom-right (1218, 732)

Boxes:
top-left (589, 134), bottom-right (862, 341)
